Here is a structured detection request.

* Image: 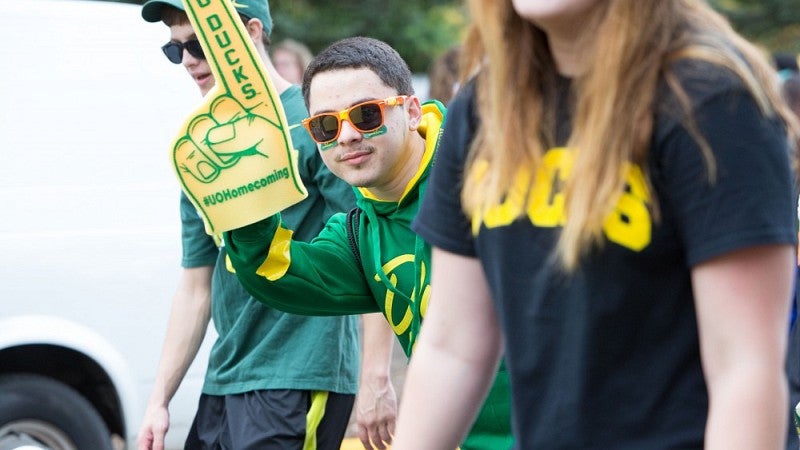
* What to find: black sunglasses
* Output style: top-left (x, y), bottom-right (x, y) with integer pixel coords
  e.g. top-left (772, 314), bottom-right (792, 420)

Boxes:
top-left (161, 39), bottom-right (205, 64)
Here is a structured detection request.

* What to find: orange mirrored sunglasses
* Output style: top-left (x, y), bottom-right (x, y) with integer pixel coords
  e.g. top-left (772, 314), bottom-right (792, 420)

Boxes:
top-left (302, 96), bottom-right (407, 144)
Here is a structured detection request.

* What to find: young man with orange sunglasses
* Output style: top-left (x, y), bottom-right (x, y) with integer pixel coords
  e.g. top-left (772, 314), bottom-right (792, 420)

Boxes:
top-left (223, 36), bottom-right (512, 450)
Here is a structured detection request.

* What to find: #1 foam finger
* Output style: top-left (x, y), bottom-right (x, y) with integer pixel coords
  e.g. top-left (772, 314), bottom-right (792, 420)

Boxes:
top-left (171, 0), bottom-right (307, 235)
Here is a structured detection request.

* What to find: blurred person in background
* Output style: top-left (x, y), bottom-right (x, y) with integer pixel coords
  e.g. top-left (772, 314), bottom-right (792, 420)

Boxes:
top-left (776, 52), bottom-right (800, 81)
top-left (426, 45), bottom-right (461, 106)
top-left (781, 68), bottom-right (800, 450)
top-left (273, 38), bottom-right (314, 86)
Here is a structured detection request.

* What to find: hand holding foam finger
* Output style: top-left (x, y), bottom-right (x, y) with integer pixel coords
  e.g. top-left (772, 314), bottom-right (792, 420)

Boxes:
top-left (170, 0), bottom-right (307, 235)
top-left (204, 95), bottom-right (286, 159)
top-left (174, 135), bottom-right (221, 183)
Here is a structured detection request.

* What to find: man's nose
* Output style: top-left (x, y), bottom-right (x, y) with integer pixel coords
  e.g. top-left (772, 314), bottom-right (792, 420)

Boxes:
top-left (337, 120), bottom-right (364, 144)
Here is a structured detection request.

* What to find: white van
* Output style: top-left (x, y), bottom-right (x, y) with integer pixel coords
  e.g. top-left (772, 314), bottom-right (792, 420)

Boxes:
top-left (0, 1), bottom-right (212, 449)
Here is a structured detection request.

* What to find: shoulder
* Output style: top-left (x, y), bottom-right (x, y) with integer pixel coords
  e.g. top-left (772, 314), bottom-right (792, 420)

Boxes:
top-left (438, 79), bottom-right (479, 150)
top-left (653, 59), bottom-right (768, 142)
top-left (656, 59), bottom-right (749, 122)
top-left (279, 85), bottom-right (307, 118)
top-left (448, 78), bottom-right (478, 125)
top-left (669, 59), bottom-right (745, 91)
top-left (312, 211), bottom-right (351, 246)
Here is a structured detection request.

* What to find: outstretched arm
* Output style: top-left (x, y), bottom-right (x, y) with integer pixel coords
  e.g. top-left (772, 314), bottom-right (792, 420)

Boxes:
top-left (693, 244), bottom-right (794, 449)
top-left (224, 213), bottom-right (379, 316)
top-left (392, 248), bottom-right (503, 449)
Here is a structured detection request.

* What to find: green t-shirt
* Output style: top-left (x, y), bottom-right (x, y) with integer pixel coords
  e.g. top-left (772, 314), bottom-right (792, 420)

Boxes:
top-left (181, 86), bottom-right (359, 395)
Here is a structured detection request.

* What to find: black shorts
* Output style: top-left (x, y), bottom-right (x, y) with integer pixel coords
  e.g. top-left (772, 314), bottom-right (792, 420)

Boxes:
top-left (185, 390), bottom-right (355, 450)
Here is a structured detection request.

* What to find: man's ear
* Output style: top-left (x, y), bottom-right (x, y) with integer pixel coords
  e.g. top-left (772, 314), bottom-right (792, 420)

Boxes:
top-left (245, 17), bottom-right (263, 48)
top-left (407, 95), bottom-right (423, 130)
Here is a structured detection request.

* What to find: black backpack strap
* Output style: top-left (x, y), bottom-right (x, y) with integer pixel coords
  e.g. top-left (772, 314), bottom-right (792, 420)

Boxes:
top-left (346, 207), bottom-right (363, 268)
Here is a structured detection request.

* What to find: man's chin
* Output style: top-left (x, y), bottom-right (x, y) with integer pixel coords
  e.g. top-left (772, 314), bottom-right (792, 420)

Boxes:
top-left (332, 168), bottom-right (368, 188)
top-left (345, 176), bottom-right (373, 191)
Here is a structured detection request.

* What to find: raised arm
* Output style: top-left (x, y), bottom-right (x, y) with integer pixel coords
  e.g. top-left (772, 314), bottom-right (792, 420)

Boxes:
top-left (224, 212), bottom-right (379, 316)
top-left (693, 243), bottom-right (794, 449)
top-left (392, 248), bottom-right (503, 449)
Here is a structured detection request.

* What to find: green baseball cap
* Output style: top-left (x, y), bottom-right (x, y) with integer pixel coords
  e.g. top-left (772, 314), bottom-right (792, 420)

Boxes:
top-left (141, 0), bottom-right (272, 36)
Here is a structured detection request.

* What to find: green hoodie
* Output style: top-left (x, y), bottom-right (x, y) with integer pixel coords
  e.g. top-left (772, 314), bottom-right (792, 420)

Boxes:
top-left (225, 100), bottom-right (511, 449)
top-left (225, 100), bottom-right (442, 355)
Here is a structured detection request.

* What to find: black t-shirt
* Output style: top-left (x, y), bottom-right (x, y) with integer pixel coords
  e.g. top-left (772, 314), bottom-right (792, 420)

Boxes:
top-left (413, 62), bottom-right (797, 449)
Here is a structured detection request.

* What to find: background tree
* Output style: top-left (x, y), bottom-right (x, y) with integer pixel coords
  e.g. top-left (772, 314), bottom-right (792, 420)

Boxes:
top-left (115, 0), bottom-right (800, 71)
top-left (116, 0), bottom-right (467, 72)
top-left (269, 0), bottom-right (467, 73)
top-left (709, 0), bottom-right (800, 55)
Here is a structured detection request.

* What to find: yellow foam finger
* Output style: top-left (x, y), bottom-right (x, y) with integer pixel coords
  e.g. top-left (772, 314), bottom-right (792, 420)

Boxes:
top-left (172, 0), bottom-right (307, 235)
top-left (187, 114), bottom-right (238, 168)
top-left (208, 95), bottom-right (246, 125)
top-left (174, 136), bottom-right (220, 183)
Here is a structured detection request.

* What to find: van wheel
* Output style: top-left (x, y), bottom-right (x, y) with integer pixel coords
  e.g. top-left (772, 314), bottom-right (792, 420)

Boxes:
top-left (0, 373), bottom-right (112, 450)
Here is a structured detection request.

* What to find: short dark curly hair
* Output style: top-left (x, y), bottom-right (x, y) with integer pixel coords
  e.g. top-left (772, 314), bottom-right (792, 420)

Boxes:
top-left (301, 36), bottom-right (414, 108)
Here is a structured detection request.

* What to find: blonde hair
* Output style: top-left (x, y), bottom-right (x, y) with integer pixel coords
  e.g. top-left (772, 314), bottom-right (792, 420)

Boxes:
top-left (272, 38), bottom-right (314, 71)
top-left (461, 0), bottom-right (798, 270)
